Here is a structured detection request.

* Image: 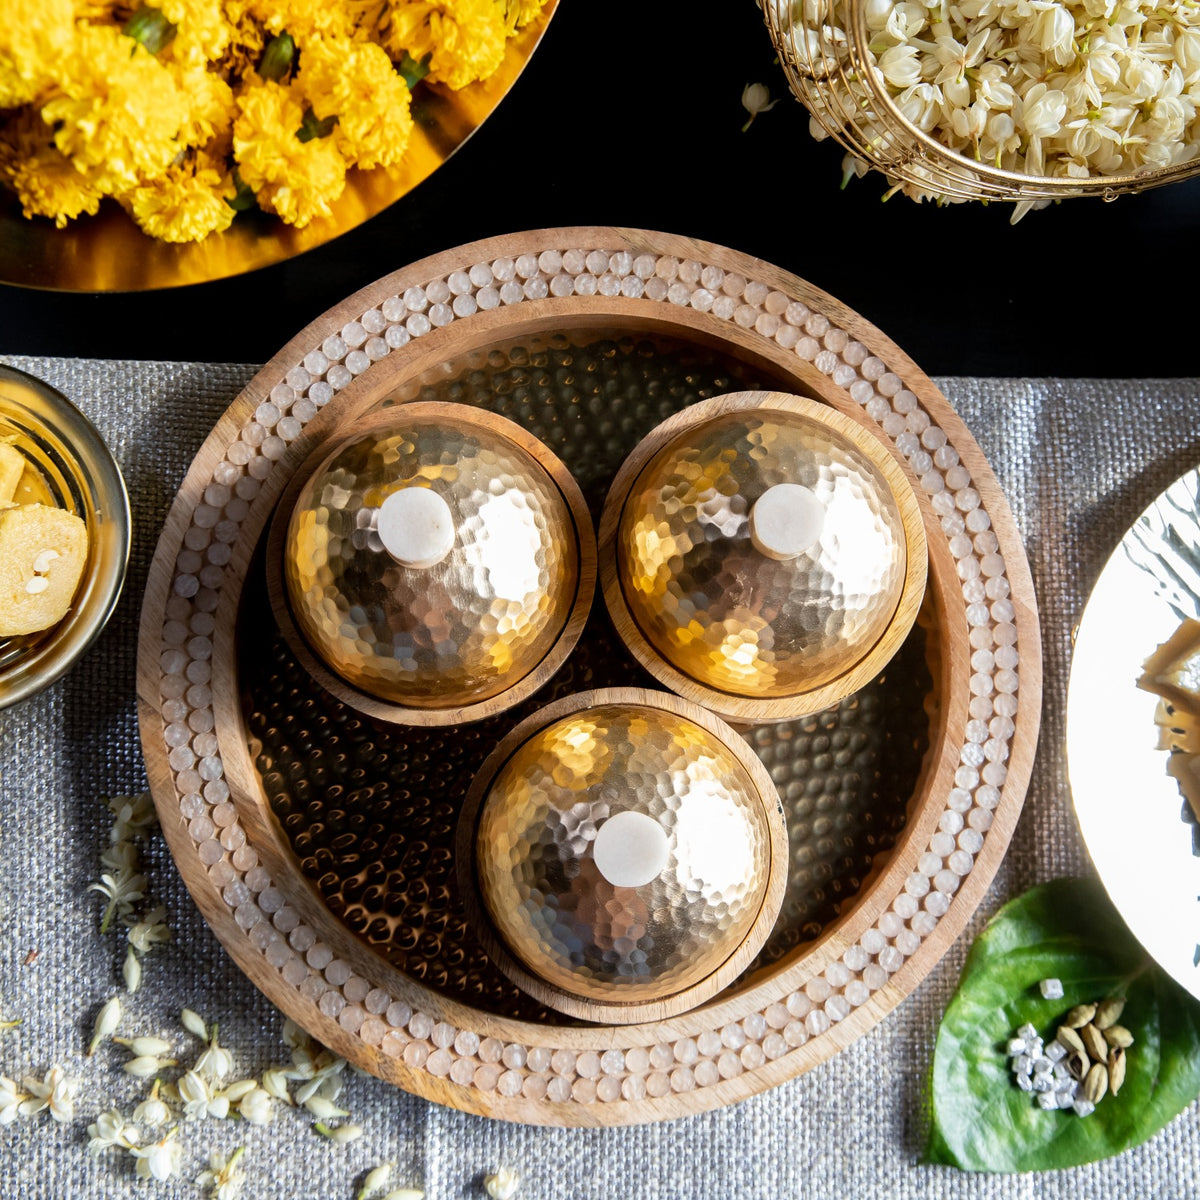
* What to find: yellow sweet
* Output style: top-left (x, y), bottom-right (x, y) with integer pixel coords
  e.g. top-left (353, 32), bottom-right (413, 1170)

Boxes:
top-left (0, 442), bottom-right (23, 503)
top-left (0, 502), bottom-right (88, 637)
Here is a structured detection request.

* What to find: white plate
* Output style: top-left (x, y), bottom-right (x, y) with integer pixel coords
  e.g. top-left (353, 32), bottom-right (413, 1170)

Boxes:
top-left (1067, 465), bottom-right (1200, 999)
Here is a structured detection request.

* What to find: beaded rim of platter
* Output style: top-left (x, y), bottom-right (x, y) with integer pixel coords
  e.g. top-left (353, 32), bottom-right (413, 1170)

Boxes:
top-left (137, 227), bottom-right (1041, 1125)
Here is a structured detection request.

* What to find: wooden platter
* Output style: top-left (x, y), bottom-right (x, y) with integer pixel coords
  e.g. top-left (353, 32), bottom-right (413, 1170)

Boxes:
top-left (137, 227), bottom-right (1042, 1126)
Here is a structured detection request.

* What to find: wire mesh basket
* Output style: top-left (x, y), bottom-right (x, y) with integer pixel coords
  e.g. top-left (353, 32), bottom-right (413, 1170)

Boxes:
top-left (760, 0), bottom-right (1200, 209)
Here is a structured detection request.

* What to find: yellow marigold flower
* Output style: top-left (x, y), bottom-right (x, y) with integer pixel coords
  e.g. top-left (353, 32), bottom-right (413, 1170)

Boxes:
top-left (166, 56), bottom-right (235, 147)
top-left (0, 0), bottom-right (74, 109)
top-left (233, 79), bottom-right (347, 227)
top-left (43, 24), bottom-right (188, 195)
top-left (501, 0), bottom-right (548, 34)
top-left (230, 0), bottom-right (371, 41)
top-left (158, 0), bottom-right (231, 64)
top-left (123, 154), bottom-right (235, 242)
top-left (301, 35), bottom-right (414, 170)
top-left (383, 0), bottom-right (507, 90)
top-left (0, 111), bottom-right (103, 228)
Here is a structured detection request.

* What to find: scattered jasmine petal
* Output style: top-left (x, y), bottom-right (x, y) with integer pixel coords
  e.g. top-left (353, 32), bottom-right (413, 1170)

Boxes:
top-left (383, 1191), bottom-right (425, 1200)
top-left (123, 946), bottom-right (143, 993)
top-left (221, 1079), bottom-right (258, 1104)
top-left (181, 1009), bottom-right (209, 1040)
top-left (117, 1036), bottom-right (173, 1058)
top-left (282, 1018), bottom-right (311, 1052)
top-left (197, 1146), bottom-right (247, 1200)
top-left (237, 1086), bottom-right (274, 1126)
top-left (741, 82), bottom-right (780, 131)
top-left (484, 1167), bottom-right (519, 1199)
top-left (131, 1128), bottom-right (183, 1181)
top-left (0, 1076), bottom-right (29, 1125)
top-left (303, 1095), bottom-right (349, 1120)
top-left (124, 1054), bottom-right (176, 1078)
top-left (358, 1162), bottom-right (394, 1200)
top-left (133, 1081), bottom-right (171, 1128)
top-left (314, 1120), bottom-right (362, 1144)
top-left (0, 1017), bottom-right (21, 1033)
top-left (88, 996), bottom-right (122, 1055)
top-left (86, 1109), bottom-right (140, 1155)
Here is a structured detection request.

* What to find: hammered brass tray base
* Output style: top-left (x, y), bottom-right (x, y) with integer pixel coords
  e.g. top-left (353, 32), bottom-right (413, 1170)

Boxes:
top-left (138, 228), bottom-right (1040, 1125)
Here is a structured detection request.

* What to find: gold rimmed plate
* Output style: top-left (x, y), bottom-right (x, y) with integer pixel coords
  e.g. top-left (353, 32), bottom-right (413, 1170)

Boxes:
top-left (1067, 465), bottom-right (1200, 1001)
top-left (0, 6), bottom-right (555, 292)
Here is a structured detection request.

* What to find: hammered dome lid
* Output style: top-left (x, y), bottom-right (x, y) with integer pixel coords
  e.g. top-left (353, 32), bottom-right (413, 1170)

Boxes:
top-left (602, 390), bottom-right (926, 718)
top-left (464, 690), bottom-right (787, 1021)
top-left (278, 403), bottom-right (593, 717)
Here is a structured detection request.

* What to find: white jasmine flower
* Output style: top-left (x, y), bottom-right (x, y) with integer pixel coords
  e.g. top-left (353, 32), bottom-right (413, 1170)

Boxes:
top-left (880, 42), bottom-right (925, 86)
top-left (303, 1095), bottom-right (349, 1120)
top-left (237, 1086), bottom-right (273, 1126)
top-left (197, 1147), bottom-right (247, 1200)
top-left (0, 1075), bottom-right (28, 1125)
top-left (179, 1070), bottom-right (229, 1121)
top-left (86, 1109), bottom-right (139, 1155)
top-left (382, 1191), bottom-right (424, 1200)
top-left (124, 1054), bottom-right (176, 1079)
top-left (181, 1009), bottom-right (209, 1040)
top-left (220, 1079), bottom-right (258, 1104)
top-left (127, 906), bottom-right (172, 954)
top-left (358, 1162), bottom-right (394, 1200)
top-left (1021, 85), bottom-right (1068, 137)
top-left (20, 1065), bottom-right (78, 1122)
top-left (89, 864), bottom-right (147, 933)
top-left (281, 1018), bottom-right (311, 1052)
top-left (260, 1067), bottom-right (293, 1103)
top-left (195, 1028), bottom-right (234, 1083)
top-left (123, 947), bottom-right (143, 994)
top-left (117, 1036), bottom-right (173, 1058)
top-left (483, 1166), bottom-right (519, 1200)
top-left (133, 1081), bottom-right (171, 1128)
top-left (132, 1129), bottom-right (183, 1181)
top-left (741, 82), bottom-right (781, 130)
top-left (107, 791), bottom-right (157, 841)
top-left (88, 996), bottom-right (122, 1056)
top-left (314, 1120), bottom-right (362, 1144)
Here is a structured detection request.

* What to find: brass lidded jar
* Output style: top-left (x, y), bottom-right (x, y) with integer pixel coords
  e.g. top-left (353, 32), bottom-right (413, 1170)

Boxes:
top-left (599, 390), bottom-right (927, 724)
top-left (457, 688), bottom-right (788, 1023)
top-left (270, 402), bottom-right (595, 725)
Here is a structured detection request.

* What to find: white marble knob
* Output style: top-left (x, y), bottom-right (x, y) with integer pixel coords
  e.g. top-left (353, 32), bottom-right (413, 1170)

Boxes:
top-left (592, 810), bottom-right (670, 888)
top-left (377, 487), bottom-right (455, 569)
top-left (748, 483), bottom-right (825, 561)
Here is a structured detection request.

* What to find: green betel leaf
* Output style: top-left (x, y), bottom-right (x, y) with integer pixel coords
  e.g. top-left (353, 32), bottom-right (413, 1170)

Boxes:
top-left (926, 876), bottom-right (1200, 1171)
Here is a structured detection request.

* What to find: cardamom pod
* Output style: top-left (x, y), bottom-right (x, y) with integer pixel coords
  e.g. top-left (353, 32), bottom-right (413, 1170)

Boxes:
top-left (1108, 1047), bottom-right (1126, 1096)
top-left (1103, 1024), bottom-right (1134, 1048)
top-left (1063, 1003), bottom-right (1097, 1028)
top-left (1082, 1061), bottom-right (1109, 1104)
top-left (1080, 1023), bottom-right (1108, 1062)
top-left (1055, 1025), bottom-right (1086, 1056)
top-left (1093, 998), bottom-right (1125, 1030)
top-left (1065, 1049), bottom-right (1090, 1081)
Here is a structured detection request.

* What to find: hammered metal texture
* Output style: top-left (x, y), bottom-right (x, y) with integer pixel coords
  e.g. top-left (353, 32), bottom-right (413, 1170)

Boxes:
top-left (283, 411), bottom-right (579, 708)
top-left (616, 410), bottom-right (908, 698)
top-left (240, 333), bottom-right (934, 1020)
top-left (475, 703), bottom-right (774, 1003)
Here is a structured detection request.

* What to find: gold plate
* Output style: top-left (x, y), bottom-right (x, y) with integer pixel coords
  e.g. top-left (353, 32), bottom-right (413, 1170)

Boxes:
top-left (0, 7), bottom-right (555, 292)
top-left (137, 228), bottom-right (1042, 1125)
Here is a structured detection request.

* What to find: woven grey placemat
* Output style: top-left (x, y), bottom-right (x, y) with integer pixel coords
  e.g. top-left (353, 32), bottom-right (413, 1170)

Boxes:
top-left (1, 358), bottom-right (1199, 1200)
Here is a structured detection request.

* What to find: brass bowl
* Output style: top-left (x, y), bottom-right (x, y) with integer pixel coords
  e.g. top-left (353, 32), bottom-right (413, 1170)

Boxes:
top-left (0, 6), bottom-right (555, 291)
top-left (599, 390), bottom-right (927, 724)
top-left (457, 688), bottom-right (788, 1023)
top-left (0, 364), bottom-right (130, 708)
top-left (268, 401), bottom-right (595, 726)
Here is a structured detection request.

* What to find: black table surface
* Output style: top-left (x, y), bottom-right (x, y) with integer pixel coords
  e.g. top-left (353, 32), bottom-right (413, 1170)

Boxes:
top-left (1, 2), bottom-right (1197, 379)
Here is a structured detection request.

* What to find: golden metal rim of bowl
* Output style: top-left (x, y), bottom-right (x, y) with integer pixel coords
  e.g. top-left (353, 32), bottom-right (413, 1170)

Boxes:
top-left (455, 687), bottom-right (790, 1024)
top-left (265, 400), bottom-right (597, 727)
top-left (597, 390), bottom-right (928, 725)
top-left (0, 363), bottom-right (131, 710)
